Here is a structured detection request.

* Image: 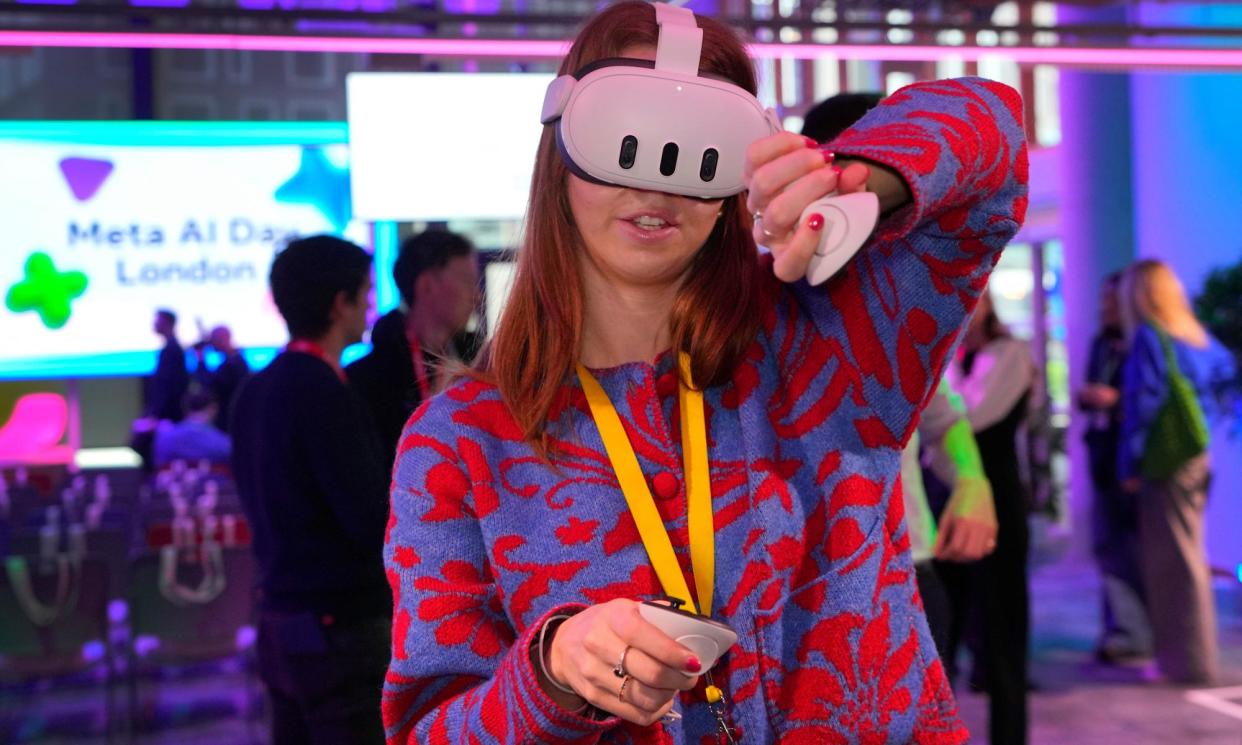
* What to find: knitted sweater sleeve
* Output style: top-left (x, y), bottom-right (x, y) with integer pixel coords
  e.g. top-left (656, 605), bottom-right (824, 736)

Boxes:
top-left (782, 77), bottom-right (1029, 447)
top-left (381, 398), bottom-right (614, 745)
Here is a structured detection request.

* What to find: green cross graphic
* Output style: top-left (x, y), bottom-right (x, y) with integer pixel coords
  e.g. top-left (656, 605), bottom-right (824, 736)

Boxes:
top-left (6, 252), bottom-right (89, 330)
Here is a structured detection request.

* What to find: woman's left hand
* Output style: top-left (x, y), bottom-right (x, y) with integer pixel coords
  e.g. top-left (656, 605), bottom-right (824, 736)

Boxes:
top-left (743, 133), bottom-right (871, 283)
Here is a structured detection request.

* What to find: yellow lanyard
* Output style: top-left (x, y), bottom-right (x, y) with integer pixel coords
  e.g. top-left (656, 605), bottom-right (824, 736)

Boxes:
top-left (576, 352), bottom-right (715, 616)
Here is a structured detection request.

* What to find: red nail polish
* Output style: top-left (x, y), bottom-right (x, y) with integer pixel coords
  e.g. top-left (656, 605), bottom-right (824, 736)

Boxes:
top-left (686, 656), bottom-right (702, 673)
top-left (822, 150), bottom-right (836, 164)
top-left (802, 136), bottom-right (819, 148)
top-left (808, 213), bottom-right (825, 231)
top-left (831, 165), bottom-right (843, 177)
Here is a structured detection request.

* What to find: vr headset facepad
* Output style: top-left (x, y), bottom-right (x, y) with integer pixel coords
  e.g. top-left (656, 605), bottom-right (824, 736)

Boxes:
top-left (540, 2), bottom-right (780, 199)
top-left (539, 1), bottom-right (880, 284)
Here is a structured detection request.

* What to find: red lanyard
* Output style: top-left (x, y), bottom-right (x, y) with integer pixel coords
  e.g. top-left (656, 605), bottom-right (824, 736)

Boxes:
top-left (286, 340), bottom-right (345, 382)
top-left (407, 333), bottom-right (433, 400)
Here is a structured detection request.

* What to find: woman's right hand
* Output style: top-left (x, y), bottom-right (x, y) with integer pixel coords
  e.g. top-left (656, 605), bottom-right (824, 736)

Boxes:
top-left (545, 599), bottom-right (702, 725)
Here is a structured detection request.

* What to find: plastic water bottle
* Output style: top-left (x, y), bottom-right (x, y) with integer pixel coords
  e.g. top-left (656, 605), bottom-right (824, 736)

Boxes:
top-left (68, 523), bottom-right (86, 558)
top-left (222, 514), bottom-right (238, 546)
top-left (196, 484), bottom-right (218, 518)
top-left (169, 483), bottom-right (188, 518)
top-left (86, 501), bottom-right (105, 530)
top-left (94, 475), bottom-right (112, 507)
top-left (39, 506), bottom-right (61, 559)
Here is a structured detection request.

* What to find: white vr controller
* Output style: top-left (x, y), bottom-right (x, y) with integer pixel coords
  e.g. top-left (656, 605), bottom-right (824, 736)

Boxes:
top-left (540, 1), bottom-right (879, 286)
top-left (638, 600), bottom-right (738, 676)
top-left (800, 191), bottom-right (880, 286)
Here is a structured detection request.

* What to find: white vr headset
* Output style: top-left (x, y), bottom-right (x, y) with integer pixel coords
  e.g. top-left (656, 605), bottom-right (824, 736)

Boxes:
top-left (540, 1), bottom-right (880, 285)
top-left (540, 2), bottom-right (781, 199)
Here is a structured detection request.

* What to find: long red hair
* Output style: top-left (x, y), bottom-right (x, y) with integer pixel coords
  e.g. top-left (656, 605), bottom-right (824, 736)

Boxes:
top-left (482, 0), bottom-right (763, 451)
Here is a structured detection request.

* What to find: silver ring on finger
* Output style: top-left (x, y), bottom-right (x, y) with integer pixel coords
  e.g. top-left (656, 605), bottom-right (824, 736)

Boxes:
top-left (618, 674), bottom-right (633, 703)
top-left (612, 646), bottom-right (630, 678)
top-left (752, 209), bottom-right (780, 240)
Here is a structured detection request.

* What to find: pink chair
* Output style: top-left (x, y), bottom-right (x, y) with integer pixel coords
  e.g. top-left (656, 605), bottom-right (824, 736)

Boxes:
top-left (0, 393), bottom-right (75, 466)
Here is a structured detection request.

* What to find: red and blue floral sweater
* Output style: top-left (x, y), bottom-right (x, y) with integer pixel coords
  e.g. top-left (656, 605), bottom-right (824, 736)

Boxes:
top-left (383, 77), bottom-right (1029, 745)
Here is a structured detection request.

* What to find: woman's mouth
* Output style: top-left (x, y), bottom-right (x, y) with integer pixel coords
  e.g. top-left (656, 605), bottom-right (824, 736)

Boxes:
top-left (630, 215), bottom-right (670, 231)
top-left (619, 210), bottom-right (680, 241)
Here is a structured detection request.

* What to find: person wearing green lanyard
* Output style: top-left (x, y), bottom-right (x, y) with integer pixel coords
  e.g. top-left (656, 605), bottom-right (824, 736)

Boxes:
top-left (379, 3), bottom-right (1027, 743)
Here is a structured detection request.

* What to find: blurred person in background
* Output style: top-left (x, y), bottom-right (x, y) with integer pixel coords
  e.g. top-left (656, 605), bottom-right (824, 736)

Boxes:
top-left (801, 91), bottom-right (884, 144)
top-left (132, 308), bottom-right (191, 469)
top-left (232, 235), bottom-right (391, 745)
top-left (152, 390), bottom-right (231, 467)
top-left (1078, 272), bottom-right (1152, 663)
top-left (194, 324), bottom-right (251, 434)
top-left (944, 289), bottom-right (1035, 745)
top-left (904, 380), bottom-right (999, 665)
top-left (347, 229), bottom-right (482, 467)
top-left (1118, 258), bottom-right (1237, 685)
top-left (147, 308), bottom-right (190, 422)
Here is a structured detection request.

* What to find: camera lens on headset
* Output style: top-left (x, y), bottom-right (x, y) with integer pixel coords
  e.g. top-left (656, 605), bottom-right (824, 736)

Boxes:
top-left (699, 149), bottom-right (719, 182)
top-left (619, 135), bottom-right (638, 169)
top-left (659, 142), bottom-right (680, 177)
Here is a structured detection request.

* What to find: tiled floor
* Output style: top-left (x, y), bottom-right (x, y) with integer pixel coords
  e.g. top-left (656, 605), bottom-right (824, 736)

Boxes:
top-left (6, 547), bottom-right (1242, 743)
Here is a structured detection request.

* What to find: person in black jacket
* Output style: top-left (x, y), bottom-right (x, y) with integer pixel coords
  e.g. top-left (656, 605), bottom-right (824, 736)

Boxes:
top-left (1078, 272), bottom-right (1152, 663)
top-left (146, 309), bottom-right (189, 422)
top-left (131, 309), bottom-right (191, 470)
top-left (231, 235), bottom-right (390, 745)
top-left (194, 325), bottom-right (251, 433)
top-left (347, 229), bottom-right (482, 467)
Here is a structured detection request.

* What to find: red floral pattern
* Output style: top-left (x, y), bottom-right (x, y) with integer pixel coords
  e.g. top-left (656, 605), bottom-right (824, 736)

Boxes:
top-left (382, 78), bottom-right (1027, 744)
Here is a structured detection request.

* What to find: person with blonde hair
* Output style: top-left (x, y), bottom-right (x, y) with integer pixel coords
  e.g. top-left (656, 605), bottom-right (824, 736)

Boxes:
top-left (1118, 258), bottom-right (1237, 684)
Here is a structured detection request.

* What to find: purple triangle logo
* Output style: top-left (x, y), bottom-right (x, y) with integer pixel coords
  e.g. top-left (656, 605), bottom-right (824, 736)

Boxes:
top-left (59, 157), bottom-right (114, 202)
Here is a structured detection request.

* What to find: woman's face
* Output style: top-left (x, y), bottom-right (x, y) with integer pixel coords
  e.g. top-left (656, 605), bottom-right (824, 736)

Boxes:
top-left (566, 45), bottom-right (724, 291)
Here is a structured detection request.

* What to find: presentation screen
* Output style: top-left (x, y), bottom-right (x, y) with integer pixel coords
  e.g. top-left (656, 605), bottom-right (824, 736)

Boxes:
top-left (1, 122), bottom-right (369, 380)
top-left (346, 72), bottom-right (554, 222)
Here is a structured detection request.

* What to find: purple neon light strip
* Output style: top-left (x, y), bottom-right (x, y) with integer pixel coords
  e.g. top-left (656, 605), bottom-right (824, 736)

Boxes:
top-left (3, 30), bottom-right (1242, 68)
top-left (0, 31), bottom-right (569, 56)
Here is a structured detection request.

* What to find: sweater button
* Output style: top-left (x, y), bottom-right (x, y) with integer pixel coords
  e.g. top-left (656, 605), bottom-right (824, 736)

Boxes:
top-left (655, 373), bottom-right (678, 398)
top-left (652, 472), bottom-right (680, 500)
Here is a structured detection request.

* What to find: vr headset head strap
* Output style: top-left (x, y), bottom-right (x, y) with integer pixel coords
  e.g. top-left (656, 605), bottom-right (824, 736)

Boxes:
top-left (652, 2), bottom-right (703, 75)
top-left (541, 2), bottom-right (704, 124)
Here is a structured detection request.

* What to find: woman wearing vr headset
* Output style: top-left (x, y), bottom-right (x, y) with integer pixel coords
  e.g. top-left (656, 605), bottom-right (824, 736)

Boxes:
top-left (382, 2), bottom-right (1028, 743)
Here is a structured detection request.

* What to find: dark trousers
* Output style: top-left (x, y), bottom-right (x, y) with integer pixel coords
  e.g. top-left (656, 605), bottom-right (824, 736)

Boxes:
top-left (1088, 434), bottom-right (1151, 654)
top-left (936, 482), bottom-right (1030, 745)
top-left (257, 610), bottom-right (391, 745)
top-left (916, 560), bottom-right (952, 669)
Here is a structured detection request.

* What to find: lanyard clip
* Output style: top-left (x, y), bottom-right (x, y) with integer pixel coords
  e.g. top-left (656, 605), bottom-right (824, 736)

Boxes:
top-left (705, 671), bottom-right (739, 744)
top-left (653, 594), bottom-right (687, 612)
